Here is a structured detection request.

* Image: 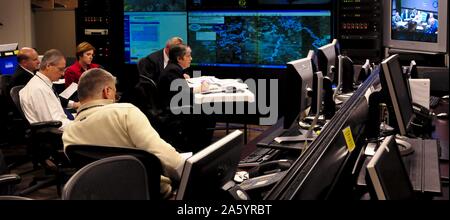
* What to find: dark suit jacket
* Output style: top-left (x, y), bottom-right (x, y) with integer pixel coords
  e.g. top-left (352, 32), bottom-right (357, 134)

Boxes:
top-left (138, 49), bottom-right (164, 83)
top-left (158, 61), bottom-right (192, 112)
top-left (8, 66), bottom-right (34, 91)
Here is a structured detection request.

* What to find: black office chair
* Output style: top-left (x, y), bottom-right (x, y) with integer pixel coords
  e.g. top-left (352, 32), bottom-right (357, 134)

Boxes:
top-left (9, 85), bottom-right (69, 196)
top-left (64, 144), bottom-right (163, 199)
top-left (62, 155), bottom-right (150, 200)
top-left (0, 75), bottom-right (12, 145)
top-left (123, 75), bottom-right (188, 149)
top-left (0, 149), bottom-right (21, 195)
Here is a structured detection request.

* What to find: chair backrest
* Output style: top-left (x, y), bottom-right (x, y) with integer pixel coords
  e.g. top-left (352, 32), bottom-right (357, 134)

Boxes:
top-left (138, 74), bottom-right (161, 111)
top-left (0, 75), bottom-right (11, 97)
top-left (65, 144), bottom-right (162, 199)
top-left (9, 85), bottom-right (26, 119)
top-left (62, 155), bottom-right (150, 200)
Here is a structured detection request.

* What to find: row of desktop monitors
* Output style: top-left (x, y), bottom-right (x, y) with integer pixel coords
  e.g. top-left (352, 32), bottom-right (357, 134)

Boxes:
top-left (177, 53), bottom-right (417, 200)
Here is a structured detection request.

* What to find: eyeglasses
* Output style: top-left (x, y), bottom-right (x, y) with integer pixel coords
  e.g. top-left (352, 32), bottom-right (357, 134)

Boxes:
top-left (52, 65), bottom-right (66, 72)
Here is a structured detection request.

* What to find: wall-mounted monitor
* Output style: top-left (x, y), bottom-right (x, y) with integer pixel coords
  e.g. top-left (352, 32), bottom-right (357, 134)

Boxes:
top-left (123, 0), bottom-right (188, 64)
top-left (384, 0), bottom-right (448, 53)
top-left (188, 10), bottom-right (331, 69)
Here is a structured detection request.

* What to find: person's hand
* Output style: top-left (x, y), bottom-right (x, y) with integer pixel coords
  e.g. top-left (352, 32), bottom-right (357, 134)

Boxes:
top-left (201, 81), bottom-right (210, 93)
top-left (183, 73), bottom-right (191, 79)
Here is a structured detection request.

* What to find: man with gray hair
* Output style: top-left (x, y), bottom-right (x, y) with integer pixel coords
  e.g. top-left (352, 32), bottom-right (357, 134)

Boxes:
top-left (137, 36), bottom-right (184, 82)
top-left (62, 68), bottom-right (185, 198)
top-left (19, 49), bottom-right (78, 131)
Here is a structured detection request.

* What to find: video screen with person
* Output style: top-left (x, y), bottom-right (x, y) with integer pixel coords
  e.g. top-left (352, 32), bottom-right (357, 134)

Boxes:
top-left (391, 0), bottom-right (439, 43)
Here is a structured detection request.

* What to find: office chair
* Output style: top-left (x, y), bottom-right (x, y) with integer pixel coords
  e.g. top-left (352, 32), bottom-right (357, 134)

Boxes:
top-left (10, 85), bottom-right (69, 196)
top-left (123, 75), bottom-right (189, 150)
top-left (64, 144), bottom-right (162, 199)
top-left (0, 149), bottom-right (21, 195)
top-left (62, 155), bottom-right (150, 200)
top-left (0, 75), bottom-right (12, 145)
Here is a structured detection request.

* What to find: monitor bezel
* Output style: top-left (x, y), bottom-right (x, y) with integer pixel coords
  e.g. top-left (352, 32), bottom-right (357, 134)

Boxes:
top-left (381, 54), bottom-right (414, 136)
top-left (176, 130), bottom-right (243, 200)
top-left (383, 0), bottom-right (448, 53)
top-left (283, 50), bottom-right (315, 128)
top-left (366, 135), bottom-right (415, 200)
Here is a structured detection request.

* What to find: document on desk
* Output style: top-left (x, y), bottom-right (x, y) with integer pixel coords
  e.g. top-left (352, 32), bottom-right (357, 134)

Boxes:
top-left (409, 79), bottom-right (430, 109)
top-left (59, 82), bottom-right (78, 100)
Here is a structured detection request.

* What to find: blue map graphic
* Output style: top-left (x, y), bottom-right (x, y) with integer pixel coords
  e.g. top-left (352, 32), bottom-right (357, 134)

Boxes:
top-left (189, 14), bottom-right (331, 67)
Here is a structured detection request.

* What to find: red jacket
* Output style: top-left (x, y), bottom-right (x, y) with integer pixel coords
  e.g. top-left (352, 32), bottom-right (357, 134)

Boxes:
top-left (64, 61), bottom-right (100, 87)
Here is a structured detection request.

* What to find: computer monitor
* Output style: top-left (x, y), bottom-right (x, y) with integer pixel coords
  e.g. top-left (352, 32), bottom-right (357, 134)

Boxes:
top-left (176, 130), bottom-right (244, 200)
top-left (337, 55), bottom-right (354, 94)
top-left (283, 50), bottom-right (315, 129)
top-left (0, 55), bottom-right (18, 75)
top-left (0, 44), bottom-right (19, 75)
top-left (357, 59), bottom-right (372, 84)
top-left (123, 0), bottom-right (187, 64)
top-left (188, 10), bottom-right (331, 69)
top-left (380, 54), bottom-right (414, 136)
top-left (384, 0), bottom-right (448, 53)
top-left (366, 135), bottom-right (415, 200)
top-left (316, 38), bottom-right (339, 82)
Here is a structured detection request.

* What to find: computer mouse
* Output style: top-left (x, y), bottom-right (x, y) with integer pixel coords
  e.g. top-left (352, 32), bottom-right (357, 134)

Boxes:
top-left (436, 112), bottom-right (448, 120)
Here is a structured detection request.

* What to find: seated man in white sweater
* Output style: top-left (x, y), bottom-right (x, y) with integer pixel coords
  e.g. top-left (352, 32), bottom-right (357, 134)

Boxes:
top-left (62, 68), bottom-right (185, 199)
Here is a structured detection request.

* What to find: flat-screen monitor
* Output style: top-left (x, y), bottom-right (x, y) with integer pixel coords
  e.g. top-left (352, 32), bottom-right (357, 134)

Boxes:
top-left (176, 130), bottom-right (243, 200)
top-left (337, 55), bottom-right (354, 94)
top-left (188, 10), bottom-right (331, 69)
top-left (366, 135), bottom-right (415, 200)
top-left (380, 54), bottom-right (414, 136)
top-left (384, 0), bottom-right (448, 53)
top-left (123, 0), bottom-right (187, 64)
top-left (316, 38), bottom-right (339, 81)
top-left (283, 50), bottom-right (315, 129)
top-left (0, 55), bottom-right (18, 75)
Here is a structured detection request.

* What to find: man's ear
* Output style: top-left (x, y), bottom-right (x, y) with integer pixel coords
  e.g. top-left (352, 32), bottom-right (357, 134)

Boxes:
top-left (102, 86), bottom-right (109, 99)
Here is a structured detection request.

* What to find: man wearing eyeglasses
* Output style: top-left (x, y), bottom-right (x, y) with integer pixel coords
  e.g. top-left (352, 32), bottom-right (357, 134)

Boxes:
top-left (19, 49), bottom-right (79, 131)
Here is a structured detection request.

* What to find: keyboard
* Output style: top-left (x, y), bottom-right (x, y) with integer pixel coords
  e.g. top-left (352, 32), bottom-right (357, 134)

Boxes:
top-left (429, 96), bottom-right (440, 108)
top-left (238, 147), bottom-right (280, 168)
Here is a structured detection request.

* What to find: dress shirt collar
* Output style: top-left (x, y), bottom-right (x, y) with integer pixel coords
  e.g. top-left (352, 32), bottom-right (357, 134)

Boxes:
top-left (35, 72), bottom-right (53, 87)
top-left (77, 99), bottom-right (114, 115)
top-left (20, 65), bottom-right (35, 76)
top-left (163, 49), bottom-right (169, 69)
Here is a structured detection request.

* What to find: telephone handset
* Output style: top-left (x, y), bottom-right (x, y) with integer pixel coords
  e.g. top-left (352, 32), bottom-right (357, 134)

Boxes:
top-left (412, 102), bottom-right (432, 120)
top-left (247, 159), bottom-right (292, 178)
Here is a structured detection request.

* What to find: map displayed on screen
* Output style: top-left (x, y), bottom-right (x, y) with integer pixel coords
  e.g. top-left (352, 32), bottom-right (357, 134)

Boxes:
top-left (188, 11), bottom-right (331, 68)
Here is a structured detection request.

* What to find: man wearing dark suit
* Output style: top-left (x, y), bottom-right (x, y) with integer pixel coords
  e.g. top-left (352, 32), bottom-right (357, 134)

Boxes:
top-left (137, 37), bottom-right (183, 83)
top-left (158, 44), bottom-right (214, 153)
top-left (8, 47), bottom-right (40, 90)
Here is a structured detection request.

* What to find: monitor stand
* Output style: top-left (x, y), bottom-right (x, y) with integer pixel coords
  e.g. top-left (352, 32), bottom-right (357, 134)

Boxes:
top-left (395, 136), bottom-right (414, 156)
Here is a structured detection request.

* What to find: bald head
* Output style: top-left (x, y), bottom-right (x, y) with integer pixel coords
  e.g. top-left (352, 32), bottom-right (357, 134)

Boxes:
top-left (17, 47), bottom-right (40, 72)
